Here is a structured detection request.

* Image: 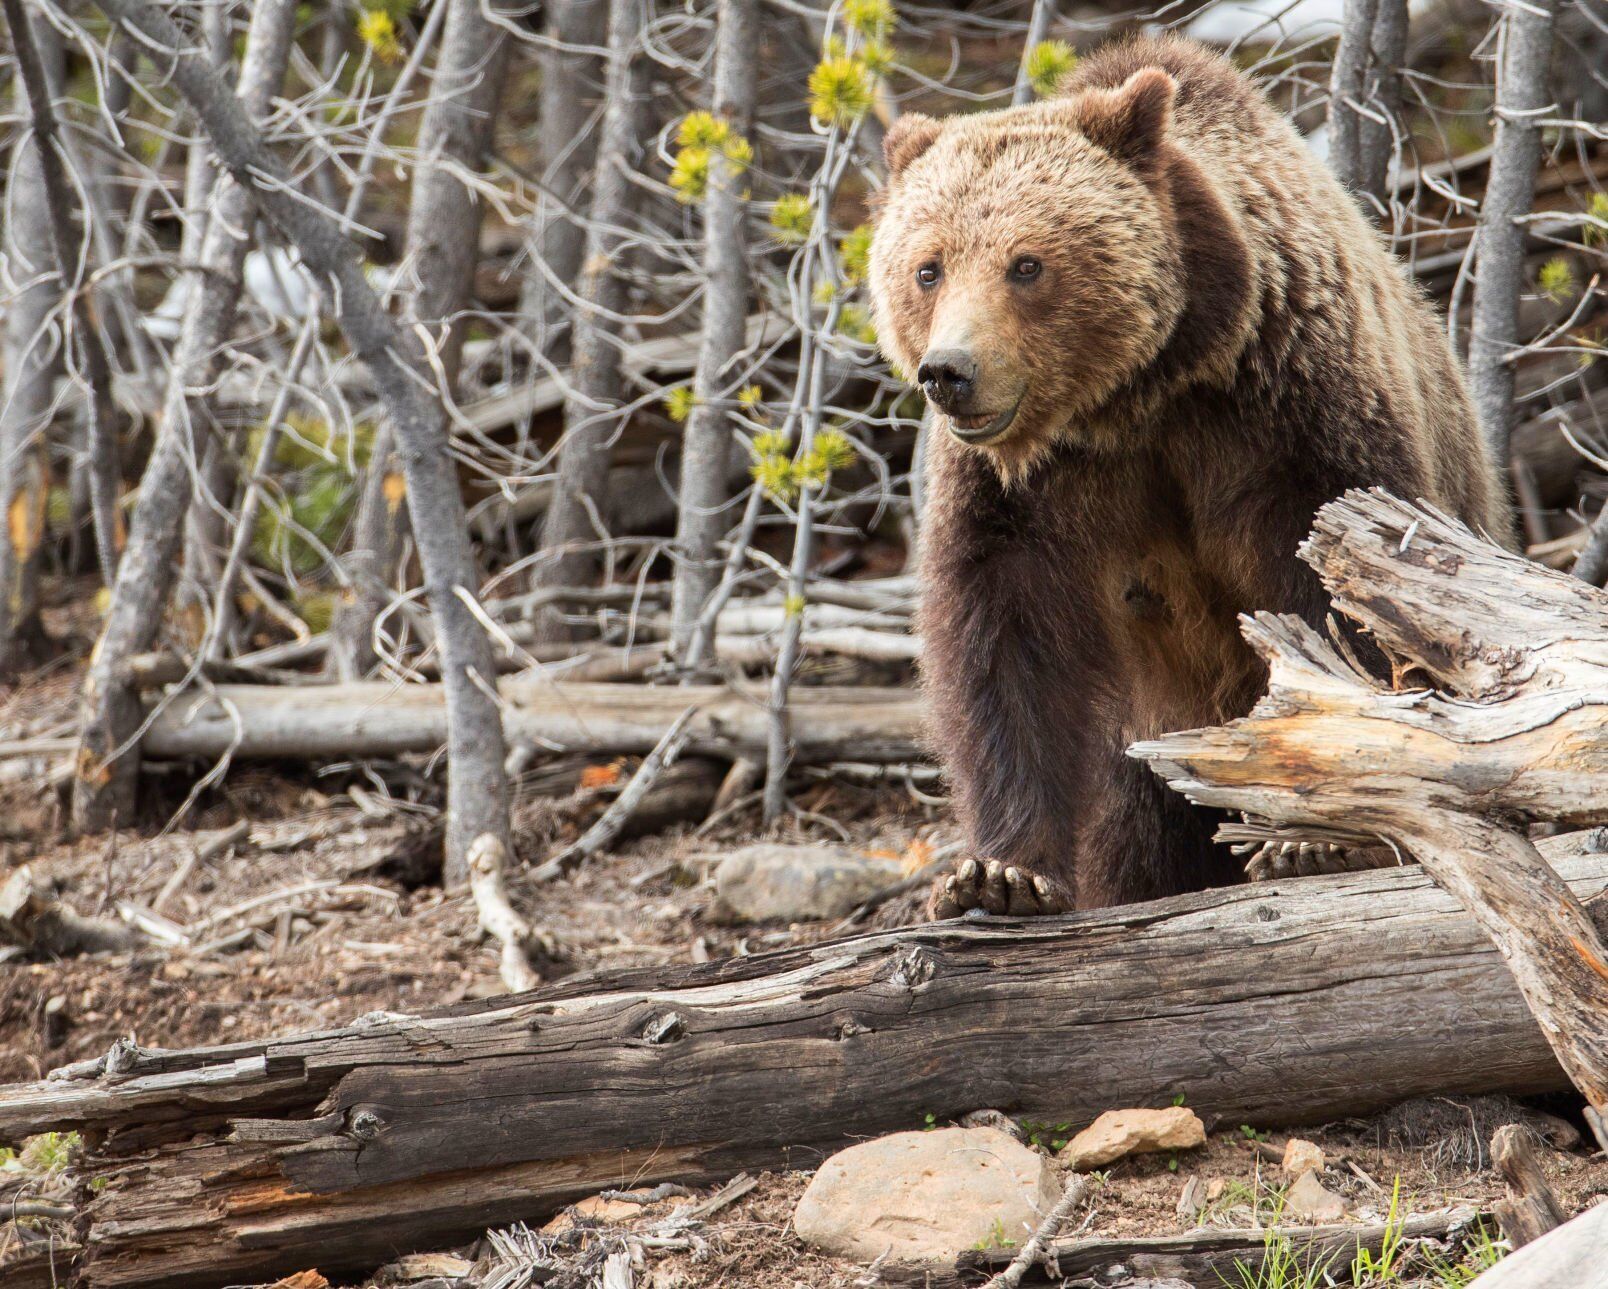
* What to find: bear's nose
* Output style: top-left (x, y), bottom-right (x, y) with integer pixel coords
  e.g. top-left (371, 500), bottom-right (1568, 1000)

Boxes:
top-left (917, 350), bottom-right (978, 411)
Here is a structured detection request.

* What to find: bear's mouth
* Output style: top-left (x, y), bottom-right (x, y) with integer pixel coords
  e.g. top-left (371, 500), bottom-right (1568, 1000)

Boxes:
top-left (947, 400), bottom-right (1020, 445)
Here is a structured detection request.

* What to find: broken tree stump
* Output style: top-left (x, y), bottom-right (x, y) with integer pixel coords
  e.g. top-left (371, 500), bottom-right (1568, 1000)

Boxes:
top-left (1133, 489), bottom-right (1608, 1141)
top-left (2, 848), bottom-right (1606, 1288)
top-left (1491, 1124), bottom-right (1568, 1249)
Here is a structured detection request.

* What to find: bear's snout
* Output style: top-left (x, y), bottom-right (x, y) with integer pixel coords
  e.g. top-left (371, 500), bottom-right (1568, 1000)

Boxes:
top-left (917, 349), bottom-right (979, 413)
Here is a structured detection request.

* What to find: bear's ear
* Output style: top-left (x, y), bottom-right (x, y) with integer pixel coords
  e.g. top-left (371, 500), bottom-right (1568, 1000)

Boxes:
top-left (1075, 68), bottom-right (1176, 169)
top-left (883, 113), bottom-right (942, 179)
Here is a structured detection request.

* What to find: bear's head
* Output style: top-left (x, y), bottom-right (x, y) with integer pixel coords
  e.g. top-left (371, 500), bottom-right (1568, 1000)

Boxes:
top-left (870, 69), bottom-right (1204, 481)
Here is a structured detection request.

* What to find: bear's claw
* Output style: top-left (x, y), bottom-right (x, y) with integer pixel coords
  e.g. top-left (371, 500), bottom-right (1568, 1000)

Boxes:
top-left (928, 857), bottom-right (1073, 919)
top-left (1233, 839), bottom-right (1398, 881)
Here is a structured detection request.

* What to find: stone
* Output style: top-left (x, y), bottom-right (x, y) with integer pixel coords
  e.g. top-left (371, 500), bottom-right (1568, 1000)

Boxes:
top-left (1281, 1137), bottom-right (1326, 1176)
top-left (1058, 1107), bottom-right (1206, 1170)
top-left (793, 1126), bottom-right (1059, 1262)
top-left (540, 1194), bottom-right (654, 1234)
top-left (711, 844), bottom-right (903, 924)
top-left (1284, 1170), bottom-right (1347, 1223)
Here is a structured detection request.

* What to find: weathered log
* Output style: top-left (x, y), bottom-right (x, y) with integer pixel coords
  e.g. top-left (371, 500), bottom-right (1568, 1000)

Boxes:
top-left (141, 679), bottom-right (923, 763)
top-left (4, 852), bottom-right (1606, 1288)
top-left (1133, 490), bottom-right (1608, 1135)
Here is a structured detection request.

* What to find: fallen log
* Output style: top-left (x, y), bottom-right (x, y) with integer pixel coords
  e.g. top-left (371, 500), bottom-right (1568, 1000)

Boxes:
top-left (1133, 490), bottom-right (1608, 1141)
top-left (4, 850), bottom-right (1606, 1288)
top-left (141, 677), bottom-right (923, 763)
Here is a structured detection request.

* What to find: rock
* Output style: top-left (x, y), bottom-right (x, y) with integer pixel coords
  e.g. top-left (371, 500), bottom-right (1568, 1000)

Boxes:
top-left (1176, 1174), bottom-right (1205, 1221)
top-left (1058, 1107), bottom-right (1206, 1170)
top-left (540, 1194), bottom-right (655, 1234)
top-left (1281, 1137), bottom-right (1326, 1176)
top-left (793, 1126), bottom-right (1059, 1262)
top-left (1284, 1170), bottom-right (1346, 1223)
top-left (711, 844), bottom-right (902, 924)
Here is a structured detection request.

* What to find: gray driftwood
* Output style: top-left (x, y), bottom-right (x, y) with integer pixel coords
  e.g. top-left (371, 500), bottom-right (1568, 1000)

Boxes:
top-left (1133, 490), bottom-right (1608, 1140)
top-left (1, 855), bottom-right (1603, 1288)
top-left (140, 678), bottom-right (922, 763)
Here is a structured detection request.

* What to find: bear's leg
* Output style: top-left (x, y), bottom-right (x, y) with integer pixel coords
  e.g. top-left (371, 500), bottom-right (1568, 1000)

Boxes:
top-left (1074, 746), bottom-right (1242, 908)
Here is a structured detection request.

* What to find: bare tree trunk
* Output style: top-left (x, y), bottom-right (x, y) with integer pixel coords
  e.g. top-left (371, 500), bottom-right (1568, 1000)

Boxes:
top-left (328, 0), bottom-right (510, 681)
top-left (519, 0), bottom-right (608, 363)
top-left (526, 0), bottom-right (653, 643)
top-left (1467, 0), bottom-right (1561, 466)
top-left (668, 0), bottom-right (759, 661)
top-left (90, 0), bottom-right (513, 881)
top-left (73, 0), bottom-right (298, 833)
top-left (1357, 0), bottom-right (1407, 203)
top-left (1, 0), bottom-right (124, 601)
top-left (0, 14), bottom-right (65, 675)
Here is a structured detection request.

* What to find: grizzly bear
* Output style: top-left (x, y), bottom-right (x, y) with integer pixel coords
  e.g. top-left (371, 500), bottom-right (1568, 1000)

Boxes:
top-left (868, 34), bottom-right (1511, 917)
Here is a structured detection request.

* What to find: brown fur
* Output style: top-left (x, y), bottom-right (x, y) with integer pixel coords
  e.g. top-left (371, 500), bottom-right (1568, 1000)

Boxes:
top-left (869, 35), bottom-right (1511, 909)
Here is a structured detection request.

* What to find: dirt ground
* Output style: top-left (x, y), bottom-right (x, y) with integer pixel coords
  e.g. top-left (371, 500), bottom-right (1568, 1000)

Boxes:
top-left (2, 650), bottom-right (1606, 1288)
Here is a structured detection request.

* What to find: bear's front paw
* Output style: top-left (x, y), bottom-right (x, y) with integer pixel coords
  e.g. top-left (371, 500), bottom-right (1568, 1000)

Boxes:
top-left (927, 857), bottom-right (1073, 919)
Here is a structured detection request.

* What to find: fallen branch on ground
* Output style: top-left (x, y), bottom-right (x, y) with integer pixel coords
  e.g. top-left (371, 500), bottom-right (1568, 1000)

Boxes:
top-left (141, 678), bottom-right (923, 764)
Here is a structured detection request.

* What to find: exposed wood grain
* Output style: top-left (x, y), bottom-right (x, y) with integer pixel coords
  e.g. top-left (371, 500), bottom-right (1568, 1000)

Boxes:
top-left (3, 853), bottom-right (1604, 1287)
top-left (1135, 490), bottom-right (1608, 1125)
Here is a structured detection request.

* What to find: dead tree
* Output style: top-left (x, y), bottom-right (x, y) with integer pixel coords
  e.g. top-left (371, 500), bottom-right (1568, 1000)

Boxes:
top-left (519, 0), bottom-right (608, 362)
top-left (1467, 0), bottom-right (1562, 466)
top-left (668, 0), bottom-right (761, 660)
top-left (72, 0), bottom-right (299, 832)
top-left (527, 0), bottom-right (653, 642)
top-left (90, 0), bottom-right (513, 880)
top-left (328, 0), bottom-right (511, 680)
top-left (0, 10), bottom-right (64, 673)
top-left (2, 0), bottom-right (123, 609)
top-left (1133, 490), bottom-right (1608, 1144)
top-left (3, 850), bottom-right (1602, 1288)
top-left (1327, 0), bottom-right (1408, 207)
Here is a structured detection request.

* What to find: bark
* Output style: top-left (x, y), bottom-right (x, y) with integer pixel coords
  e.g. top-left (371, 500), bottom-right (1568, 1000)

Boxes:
top-left (1467, 0), bottom-right (1561, 465)
top-left (73, 0), bottom-right (298, 833)
top-left (139, 678), bottom-right (921, 762)
top-left (2, 0), bottom-right (123, 600)
top-left (1133, 489), bottom-right (1608, 1128)
top-left (528, 0), bottom-right (654, 642)
top-left (329, 0), bottom-right (510, 681)
top-left (2, 853), bottom-right (1602, 1288)
top-left (518, 0), bottom-right (608, 361)
top-left (0, 14), bottom-right (64, 674)
top-left (668, 0), bottom-right (760, 660)
top-left (1327, 0), bottom-right (1407, 205)
top-left (89, 0), bottom-right (512, 881)
top-left (171, 3), bottom-right (236, 639)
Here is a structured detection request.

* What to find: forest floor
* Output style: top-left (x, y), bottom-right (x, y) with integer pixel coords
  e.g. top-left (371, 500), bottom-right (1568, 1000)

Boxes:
top-left (2, 639), bottom-right (1606, 1287)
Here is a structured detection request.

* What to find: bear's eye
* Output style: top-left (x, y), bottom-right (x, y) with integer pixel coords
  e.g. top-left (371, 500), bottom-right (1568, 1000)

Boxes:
top-left (915, 262), bottom-right (941, 288)
top-left (1010, 256), bottom-right (1042, 281)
